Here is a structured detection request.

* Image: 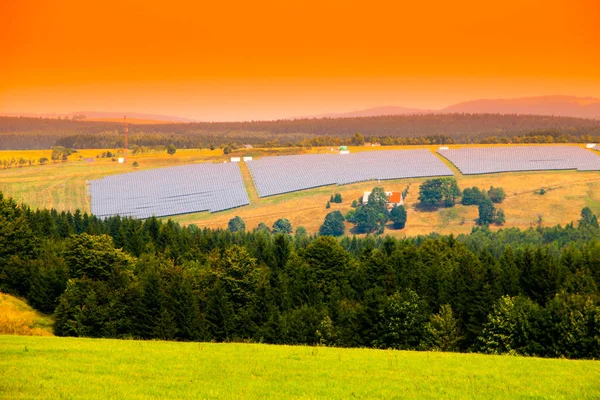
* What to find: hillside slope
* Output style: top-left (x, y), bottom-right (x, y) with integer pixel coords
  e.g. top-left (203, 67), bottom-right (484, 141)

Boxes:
top-left (0, 293), bottom-right (53, 336)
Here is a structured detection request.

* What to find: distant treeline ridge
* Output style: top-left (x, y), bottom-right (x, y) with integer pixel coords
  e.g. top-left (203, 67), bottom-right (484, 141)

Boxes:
top-left (1, 114), bottom-right (600, 149)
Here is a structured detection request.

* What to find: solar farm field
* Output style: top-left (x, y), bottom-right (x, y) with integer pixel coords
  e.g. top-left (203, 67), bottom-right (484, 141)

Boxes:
top-left (169, 168), bottom-right (600, 236)
top-left (247, 150), bottom-right (452, 197)
top-left (90, 163), bottom-right (249, 219)
top-left (1, 145), bottom-right (600, 237)
top-left (438, 145), bottom-right (600, 174)
top-left (0, 148), bottom-right (238, 213)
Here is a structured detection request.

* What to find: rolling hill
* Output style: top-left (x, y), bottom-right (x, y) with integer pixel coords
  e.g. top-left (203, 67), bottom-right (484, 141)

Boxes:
top-left (296, 96), bottom-right (600, 120)
top-left (443, 95), bottom-right (600, 119)
top-left (301, 105), bottom-right (432, 119)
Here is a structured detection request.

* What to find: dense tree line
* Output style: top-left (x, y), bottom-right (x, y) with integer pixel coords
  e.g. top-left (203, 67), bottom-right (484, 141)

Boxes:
top-left (0, 192), bottom-right (599, 358)
top-left (2, 115), bottom-right (600, 149)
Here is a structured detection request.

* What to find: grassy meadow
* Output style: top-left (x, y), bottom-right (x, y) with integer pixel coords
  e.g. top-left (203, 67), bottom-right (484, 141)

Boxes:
top-left (1, 145), bottom-right (599, 237)
top-left (1, 335), bottom-right (599, 399)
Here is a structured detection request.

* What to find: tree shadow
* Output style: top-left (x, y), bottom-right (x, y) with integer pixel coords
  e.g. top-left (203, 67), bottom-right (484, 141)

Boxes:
top-left (413, 202), bottom-right (443, 212)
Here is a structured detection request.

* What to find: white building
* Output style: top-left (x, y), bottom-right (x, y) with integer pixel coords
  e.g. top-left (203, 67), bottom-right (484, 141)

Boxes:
top-left (362, 191), bottom-right (404, 207)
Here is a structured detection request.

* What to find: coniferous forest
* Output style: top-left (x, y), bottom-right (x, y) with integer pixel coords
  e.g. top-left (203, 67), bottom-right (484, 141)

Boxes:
top-left (1, 191), bottom-right (599, 359)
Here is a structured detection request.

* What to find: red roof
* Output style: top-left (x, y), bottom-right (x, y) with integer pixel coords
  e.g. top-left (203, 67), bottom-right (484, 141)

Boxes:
top-left (388, 192), bottom-right (402, 203)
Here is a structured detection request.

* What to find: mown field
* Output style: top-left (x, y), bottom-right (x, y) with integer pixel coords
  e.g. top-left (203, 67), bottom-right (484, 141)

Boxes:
top-left (1, 335), bottom-right (599, 399)
top-left (1, 145), bottom-right (599, 237)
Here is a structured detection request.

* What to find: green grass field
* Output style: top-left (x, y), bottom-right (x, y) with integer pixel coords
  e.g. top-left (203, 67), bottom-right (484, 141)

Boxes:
top-left (1, 335), bottom-right (599, 399)
top-left (1, 145), bottom-right (599, 237)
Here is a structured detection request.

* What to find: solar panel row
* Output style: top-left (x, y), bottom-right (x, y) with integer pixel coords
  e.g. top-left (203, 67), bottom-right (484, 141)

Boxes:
top-left (90, 163), bottom-right (249, 219)
top-left (437, 146), bottom-right (600, 175)
top-left (246, 150), bottom-right (454, 197)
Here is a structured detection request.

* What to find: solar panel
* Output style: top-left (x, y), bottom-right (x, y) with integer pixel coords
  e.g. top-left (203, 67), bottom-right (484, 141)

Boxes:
top-left (90, 163), bottom-right (249, 219)
top-left (437, 146), bottom-right (600, 175)
top-left (247, 149), bottom-right (453, 197)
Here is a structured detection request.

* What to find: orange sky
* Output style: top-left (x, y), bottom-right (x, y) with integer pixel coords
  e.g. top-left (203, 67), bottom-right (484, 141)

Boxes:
top-left (1, 0), bottom-right (599, 121)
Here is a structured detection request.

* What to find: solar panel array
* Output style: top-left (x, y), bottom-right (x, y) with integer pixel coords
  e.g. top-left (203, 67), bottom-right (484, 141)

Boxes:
top-left (247, 150), bottom-right (453, 197)
top-left (90, 163), bottom-right (249, 219)
top-left (437, 146), bottom-right (600, 175)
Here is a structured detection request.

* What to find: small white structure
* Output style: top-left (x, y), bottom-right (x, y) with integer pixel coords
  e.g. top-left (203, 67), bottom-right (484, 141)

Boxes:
top-left (439, 146), bottom-right (449, 150)
top-left (230, 157), bottom-right (241, 163)
top-left (586, 143), bottom-right (597, 149)
top-left (362, 191), bottom-right (371, 204)
top-left (340, 150), bottom-right (350, 155)
top-left (118, 157), bottom-right (125, 164)
top-left (243, 156), bottom-right (253, 162)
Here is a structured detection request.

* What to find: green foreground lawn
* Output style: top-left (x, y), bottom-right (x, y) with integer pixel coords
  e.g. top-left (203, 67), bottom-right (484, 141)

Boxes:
top-left (1, 336), bottom-right (599, 399)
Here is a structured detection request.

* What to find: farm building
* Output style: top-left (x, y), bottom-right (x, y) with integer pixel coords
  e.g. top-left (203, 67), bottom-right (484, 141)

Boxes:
top-left (362, 191), bottom-right (404, 208)
top-left (243, 156), bottom-right (253, 162)
top-left (230, 157), bottom-right (241, 163)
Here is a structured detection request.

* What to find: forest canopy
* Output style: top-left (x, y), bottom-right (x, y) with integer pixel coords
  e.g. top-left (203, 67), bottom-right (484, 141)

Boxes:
top-left (1, 191), bottom-right (599, 359)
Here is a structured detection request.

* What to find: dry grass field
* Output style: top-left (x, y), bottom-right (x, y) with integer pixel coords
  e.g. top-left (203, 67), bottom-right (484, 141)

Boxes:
top-left (0, 293), bottom-right (53, 336)
top-left (1, 145), bottom-right (599, 237)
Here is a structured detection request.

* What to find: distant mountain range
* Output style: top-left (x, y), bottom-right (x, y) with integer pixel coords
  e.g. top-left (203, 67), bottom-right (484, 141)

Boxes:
top-left (300, 95), bottom-right (600, 120)
top-left (442, 96), bottom-right (600, 119)
top-left (3, 95), bottom-right (600, 122)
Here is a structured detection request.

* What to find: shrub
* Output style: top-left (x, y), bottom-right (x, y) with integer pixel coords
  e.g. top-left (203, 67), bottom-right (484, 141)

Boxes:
top-left (488, 186), bottom-right (506, 203)
top-left (419, 178), bottom-right (460, 208)
top-left (228, 216), bottom-right (246, 233)
top-left (462, 187), bottom-right (487, 206)
top-left (478, 198), bottom-right (496, 225)
top-left (390, 205), bottom-right (407, 229)
top-left (272, 218), bottom-right (293, 234)
top-left (319, 211), bottom-right (345, 236)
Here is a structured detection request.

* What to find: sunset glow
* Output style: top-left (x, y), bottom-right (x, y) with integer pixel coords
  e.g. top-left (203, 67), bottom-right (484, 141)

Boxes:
top-left (2, 0), bottom-right (599, 120)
